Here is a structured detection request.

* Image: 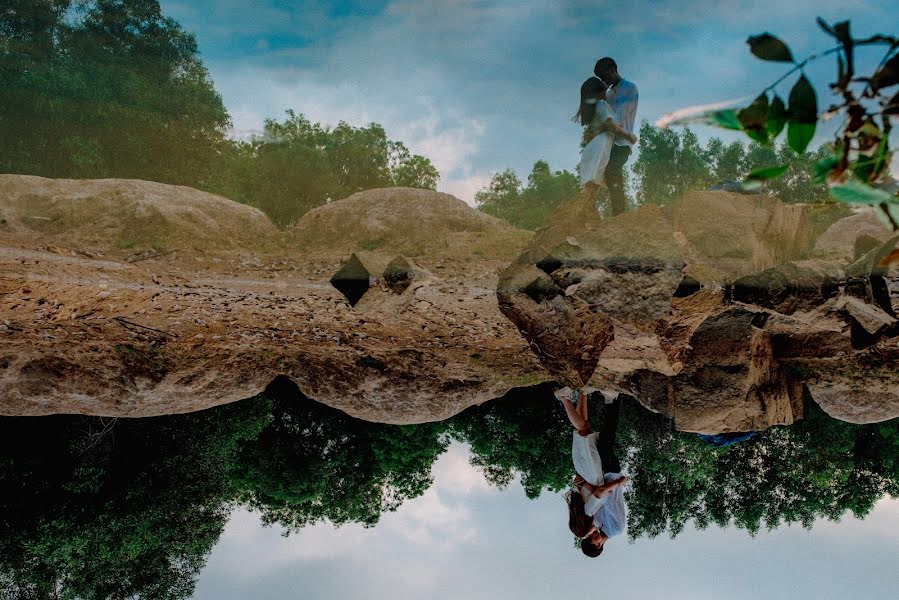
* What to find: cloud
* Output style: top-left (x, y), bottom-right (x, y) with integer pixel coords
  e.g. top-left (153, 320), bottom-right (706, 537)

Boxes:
top-left (430, 442), bottom-right (493, 495)
top-left (167, 0), bottom-right (896, 207)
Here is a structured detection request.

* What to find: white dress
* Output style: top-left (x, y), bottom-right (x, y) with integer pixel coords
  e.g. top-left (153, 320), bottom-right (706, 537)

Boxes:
top-left (578, 99), bottom-right (615, 188)
top-left (572, 430), bottom-right (628, 536)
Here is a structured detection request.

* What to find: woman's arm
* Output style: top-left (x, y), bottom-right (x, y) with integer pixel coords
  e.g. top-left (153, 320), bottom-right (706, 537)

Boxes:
top-left (599, 118), bottom-right (638, 144)
top-left (590, 475), bottom-right (628, 498)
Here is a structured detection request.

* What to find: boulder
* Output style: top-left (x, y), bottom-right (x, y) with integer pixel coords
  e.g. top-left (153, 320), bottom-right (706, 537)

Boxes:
top-left (813, 208), bottom-right (892, 262)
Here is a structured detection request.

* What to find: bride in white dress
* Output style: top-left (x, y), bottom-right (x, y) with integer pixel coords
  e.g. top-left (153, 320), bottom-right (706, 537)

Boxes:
top-left (558, 387), bottom-right (628, 558)
top-left (575, 77), bottom-right (638, 194)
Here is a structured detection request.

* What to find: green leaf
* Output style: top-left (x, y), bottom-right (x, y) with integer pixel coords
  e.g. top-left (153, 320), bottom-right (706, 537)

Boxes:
top-left (830, 179), bottom-right (894, 205)
top-left (746, 164), bottom-right (790, 181)
top-left (787, 122), bottom-right (815, 154)
top-left (712, 110), bottom-right (741, 130)
top-left (885, 91), bottom-right (899, 116)
top-left (766, 95), bottom-right (787, 138)
top-left (811, 155), bottom-right (840, 185)
top-left (738, 94), bottom-right (769, 144)
top-left (788, 75), bottom-right (817, 123)
top-left (870, 53), bottom-right (899, 92)
top-left (747, 33), bottom-right (794, 62)
top-left (786, 75), bottom-right (817, 153)
top-left (816, 17), bottom-right (836, 37)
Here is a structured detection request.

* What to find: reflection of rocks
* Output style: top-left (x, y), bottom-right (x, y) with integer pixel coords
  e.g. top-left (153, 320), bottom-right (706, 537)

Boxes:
top-left (501, 190), bottom-right (898, 432)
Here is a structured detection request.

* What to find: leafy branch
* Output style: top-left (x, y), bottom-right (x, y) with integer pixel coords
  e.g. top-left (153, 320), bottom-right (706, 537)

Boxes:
top-left (658, 18), bottom-right (899, 229)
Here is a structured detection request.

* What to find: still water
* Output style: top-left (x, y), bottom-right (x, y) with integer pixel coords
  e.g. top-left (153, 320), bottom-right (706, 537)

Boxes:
top-left (2, 381), bottom-right (896, 599)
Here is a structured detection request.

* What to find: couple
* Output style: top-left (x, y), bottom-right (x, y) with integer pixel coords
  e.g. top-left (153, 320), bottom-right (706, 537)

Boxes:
top-left (575, 57), bottom-right (639, 216)
top-left (558, 387), bottom-right (628, 558)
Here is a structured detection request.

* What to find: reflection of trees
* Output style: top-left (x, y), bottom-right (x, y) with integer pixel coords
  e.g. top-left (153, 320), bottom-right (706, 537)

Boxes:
top-left (611, 398), bottom-right (898, 539)
top-left (0, 398), bottom-right (270, 600)
top-left (0, 380), bottom-right (447, 597)
top-left (448, 383), bottom-right (573, 498)
top-left (1, 383), bottom-right (896, 596)
top-left (232, 377), bottom-right (448, 530)
top-left (449, 387), bottom-right (898, 540)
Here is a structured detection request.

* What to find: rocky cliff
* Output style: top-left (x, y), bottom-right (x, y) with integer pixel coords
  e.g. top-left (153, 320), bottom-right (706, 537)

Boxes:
top-left (1, 175), bottom-right (896, 432)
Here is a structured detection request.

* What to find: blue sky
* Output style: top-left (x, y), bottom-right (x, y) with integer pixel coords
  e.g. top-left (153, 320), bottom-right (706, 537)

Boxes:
top-left (194, 442), bottom-right (899, 599)
top-left (159, 0), bottom-right (898, 203)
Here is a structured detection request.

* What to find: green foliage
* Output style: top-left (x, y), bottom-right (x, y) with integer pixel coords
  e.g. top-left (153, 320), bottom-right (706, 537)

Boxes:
top-left (232, 379), bottom-right (448, 529)
top-left (220, 111), bottom-right (439, 226)
top-left (448, 383), bottom-right (573, 498)
top-left (621, 400), bottom-right (899, 539)
top-left (662, 18), bottom-right (898, 226)
top-left (0, 2), bottom-right (440, 228)
top-left (0, 397), bottom-right (271, 600)
top-left (476, 160), bottom-right (580, 230)
top-left (631, 121), bottom-right (831, 205)
top-left (0, 0), bottom-right (231, 189)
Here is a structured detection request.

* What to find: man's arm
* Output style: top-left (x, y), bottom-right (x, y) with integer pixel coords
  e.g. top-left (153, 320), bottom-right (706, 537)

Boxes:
top-left (599, 119), bottom-right (637, 144)
top-left (589, 475), bottom-right (628, 498)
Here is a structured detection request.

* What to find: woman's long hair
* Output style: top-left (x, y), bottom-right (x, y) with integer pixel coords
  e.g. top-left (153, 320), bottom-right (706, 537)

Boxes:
top-left (565, 489), bottom-right (593, 538)
top-left (572, 77), bottom-right (607, 126)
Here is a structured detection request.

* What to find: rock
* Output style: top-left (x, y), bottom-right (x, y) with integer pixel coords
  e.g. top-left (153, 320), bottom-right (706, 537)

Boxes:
top-left (799, 344), bottom-right (899, 424)
top-left (730, 259), bottom-right (843, 314)
top-left (497, 199), bottom-right (682, 387)
top-left (837, 296), bottom-right (896, 335)
top-left (290, 187), bottom-right (529, 260)
top-left (0, 174), bottom-right (280, 256)
top-left (664, 191), bottom-right (813, 284)
top-left (813, 208), bottom-right (892, 262)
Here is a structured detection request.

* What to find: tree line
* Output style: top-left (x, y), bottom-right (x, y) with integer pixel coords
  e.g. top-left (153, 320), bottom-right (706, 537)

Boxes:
top-left (1, 379), bottom-right (896, 599)
top-left (0, 0), bottom-right (438, 227)
top-left (477, 122), bottom-right (833, 230)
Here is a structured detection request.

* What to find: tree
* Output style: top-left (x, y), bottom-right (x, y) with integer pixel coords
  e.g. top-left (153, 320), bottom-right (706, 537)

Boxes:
top-left (0, 0), bottom-right (231, 189)
top-left (660, 19), bottom-right (898, 227)
top-left (631, 123), bottom-right (713, 205)
top-left (232, 378), bottom-right (449, 529)
top-left (233, 111), bottom-right (440, 226)
top-left (621, 399), bottom-right (899, 539)
top-left (632, 121), bottom-right (831, 205)
top-left (0, 396), bottom-right (271, 599)
top-left (476, 160), bottom-right (579, 230)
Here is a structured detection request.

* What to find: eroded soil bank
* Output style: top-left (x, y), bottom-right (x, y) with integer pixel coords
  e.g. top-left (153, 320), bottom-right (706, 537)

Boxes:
top-left (1, 175), bottom-right (897, 432)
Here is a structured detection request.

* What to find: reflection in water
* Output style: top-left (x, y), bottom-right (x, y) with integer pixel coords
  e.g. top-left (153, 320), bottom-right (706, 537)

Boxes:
top-left (1, 379), bottom-right (896, 598)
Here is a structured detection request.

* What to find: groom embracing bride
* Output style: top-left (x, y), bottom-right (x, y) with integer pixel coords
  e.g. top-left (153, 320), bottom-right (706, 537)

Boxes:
top-left (574, 57), bottom-right (639, 216)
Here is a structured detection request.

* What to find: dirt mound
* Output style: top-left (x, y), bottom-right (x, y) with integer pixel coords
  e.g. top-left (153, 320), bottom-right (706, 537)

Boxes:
top-left (290, 187), bottom-right (530, 258)
top-left (0, 175), bottom-right (281, 255)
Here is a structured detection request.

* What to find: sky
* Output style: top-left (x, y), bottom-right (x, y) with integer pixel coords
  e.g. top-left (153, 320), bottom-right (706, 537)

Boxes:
top-left (194, 442), bottom-right (899, 599)
top-left (161, 0), bottom-right (896, 202)
top-left (158, 0), bottom-right (897, 205)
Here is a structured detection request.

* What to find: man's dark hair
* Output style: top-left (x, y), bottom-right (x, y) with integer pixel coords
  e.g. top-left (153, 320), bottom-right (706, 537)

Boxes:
top-left (594, 57), bottom-right (617, 76)
top-left (580, 538), bottom-right (604, 558)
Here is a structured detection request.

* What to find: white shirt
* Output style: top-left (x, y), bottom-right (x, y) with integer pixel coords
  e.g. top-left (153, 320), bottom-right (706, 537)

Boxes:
top-left (572, 431), bottom-right (628, 538)
top-left (606, 79), bottom-right (639, 147)
top-left (583, 473), bottom-right (627, 538)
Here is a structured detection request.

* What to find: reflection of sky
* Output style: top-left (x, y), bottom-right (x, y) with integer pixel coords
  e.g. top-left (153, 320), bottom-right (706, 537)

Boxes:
top-left (194, 442), bottom-right (899, 599)
top-left (160, 0), bottom-right (897, 203)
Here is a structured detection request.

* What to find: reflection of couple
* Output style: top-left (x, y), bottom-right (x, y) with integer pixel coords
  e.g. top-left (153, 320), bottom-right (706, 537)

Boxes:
top-left (574, 57), bottom-right (639, 216)
top-left (557, 388), bottom-right (628, 558)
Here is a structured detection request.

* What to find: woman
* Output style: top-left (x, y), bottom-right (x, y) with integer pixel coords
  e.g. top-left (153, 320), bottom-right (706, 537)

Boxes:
top-left (559, 388), bottom-right (628, 557)
top-left (574, 77), bottom-right (638, 196)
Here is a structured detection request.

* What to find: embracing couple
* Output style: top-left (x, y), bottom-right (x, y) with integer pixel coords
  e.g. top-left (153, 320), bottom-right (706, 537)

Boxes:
top-left (574, 57), bottom-right (639, 216)
top-left (557, 387), bottom-right (628, 558)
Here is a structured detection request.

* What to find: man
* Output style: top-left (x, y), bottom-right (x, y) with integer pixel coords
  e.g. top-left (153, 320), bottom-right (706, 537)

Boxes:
top-left (560, 388), bottom-right (628, 557)
top-left (595, 57), bottom-right (638, 216)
